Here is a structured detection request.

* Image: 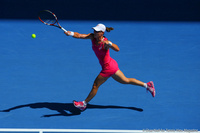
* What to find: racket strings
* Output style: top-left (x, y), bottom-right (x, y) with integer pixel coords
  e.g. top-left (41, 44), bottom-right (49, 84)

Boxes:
top-left (39, 11), bottom-right (57, 25)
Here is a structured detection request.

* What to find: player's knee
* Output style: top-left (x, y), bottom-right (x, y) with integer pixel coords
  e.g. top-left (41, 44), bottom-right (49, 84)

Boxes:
top-left (92, 83), bottom-right (99, 90)
top-left (121, 78), bottom-right (130, 84)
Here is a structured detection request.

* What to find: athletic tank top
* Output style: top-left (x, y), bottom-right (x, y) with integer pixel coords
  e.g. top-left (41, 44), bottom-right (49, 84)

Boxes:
top-left (92, 37), bottom-right (111, 67)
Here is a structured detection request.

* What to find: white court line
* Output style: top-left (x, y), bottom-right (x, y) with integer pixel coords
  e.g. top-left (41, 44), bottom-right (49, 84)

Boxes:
top-left (0, 128), bottom-right (199, 133)
top-left (0, 128), bottom-right (142, 133)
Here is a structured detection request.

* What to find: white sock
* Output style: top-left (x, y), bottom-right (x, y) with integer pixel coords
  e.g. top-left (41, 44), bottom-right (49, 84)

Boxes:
top-left (143, 83), bottom-right (148, 88)
top-left (83, 101), bottom-right (87, 106)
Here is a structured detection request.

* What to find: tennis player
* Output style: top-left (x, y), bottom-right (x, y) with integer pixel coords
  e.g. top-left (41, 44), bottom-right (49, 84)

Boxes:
top-left (64, 24), bottom-right (155, 111)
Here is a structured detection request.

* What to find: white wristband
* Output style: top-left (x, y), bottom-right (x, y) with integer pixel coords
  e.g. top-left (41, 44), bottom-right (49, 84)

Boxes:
top-left (108, 41), bottom-right (112, 46)
top-left (69, 31), bottom-right (74, 36)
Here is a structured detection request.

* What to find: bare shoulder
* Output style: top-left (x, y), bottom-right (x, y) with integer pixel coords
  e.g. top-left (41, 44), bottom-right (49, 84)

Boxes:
top-left (89, 33), bottom-right (94, 40)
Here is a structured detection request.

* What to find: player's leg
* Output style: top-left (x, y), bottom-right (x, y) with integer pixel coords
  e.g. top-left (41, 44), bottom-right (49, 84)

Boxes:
top-left (73, 74), bottom-right (109, 111)
top-left (112, 70), bottom-right (145, 87)
top-left (112, 70), bottom-right (155, 97)
top-left (85, 74), bottom-right (109, 103)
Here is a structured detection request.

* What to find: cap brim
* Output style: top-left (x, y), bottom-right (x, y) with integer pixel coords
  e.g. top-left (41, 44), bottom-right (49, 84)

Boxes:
top-left (92, 27), bottom-right (102, 32)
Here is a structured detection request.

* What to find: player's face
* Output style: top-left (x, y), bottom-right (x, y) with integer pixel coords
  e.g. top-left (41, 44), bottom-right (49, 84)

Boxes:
top-left (94, 30), bottom-right (104, 39)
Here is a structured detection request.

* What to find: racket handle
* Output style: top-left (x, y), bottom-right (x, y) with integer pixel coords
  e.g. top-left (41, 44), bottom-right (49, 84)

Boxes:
top-left (61, 27), bottom-right (67, 32)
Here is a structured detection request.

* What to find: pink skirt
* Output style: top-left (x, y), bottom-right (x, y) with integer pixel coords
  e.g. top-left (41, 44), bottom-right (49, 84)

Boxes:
top-left (100, 58), bottom-right (119, 77)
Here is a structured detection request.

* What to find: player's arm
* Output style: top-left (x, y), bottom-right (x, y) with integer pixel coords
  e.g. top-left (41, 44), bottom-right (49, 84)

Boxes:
top-left (103, 40), bottom-right (120, 52)
top-left (64, 31), bottom-right (93, 39)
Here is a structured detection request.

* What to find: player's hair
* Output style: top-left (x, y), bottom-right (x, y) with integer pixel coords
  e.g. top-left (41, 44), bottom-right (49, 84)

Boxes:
top-left (106, 27), bottom-right (114, 32)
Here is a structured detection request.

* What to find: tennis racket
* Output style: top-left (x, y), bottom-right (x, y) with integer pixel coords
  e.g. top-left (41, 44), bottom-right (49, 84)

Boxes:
top-left (38, 10), bottom-right (67, 32)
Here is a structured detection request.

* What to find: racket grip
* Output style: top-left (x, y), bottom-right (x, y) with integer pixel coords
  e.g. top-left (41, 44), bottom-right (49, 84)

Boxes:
top-left (61, 27), bottom-right (67, 32)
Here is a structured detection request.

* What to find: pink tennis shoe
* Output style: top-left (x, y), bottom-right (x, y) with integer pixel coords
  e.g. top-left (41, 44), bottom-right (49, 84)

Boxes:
top-left (147, 81), bottom-right (156, 97)
top-left (73, 100), bottom-right (87, 111)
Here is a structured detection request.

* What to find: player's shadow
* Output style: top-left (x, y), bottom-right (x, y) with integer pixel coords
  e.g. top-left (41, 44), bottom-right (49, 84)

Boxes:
top-left (0, 102), bottom-right (143, 117)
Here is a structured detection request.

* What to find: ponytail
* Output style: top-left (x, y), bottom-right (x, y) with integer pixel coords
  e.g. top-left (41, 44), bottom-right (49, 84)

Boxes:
top-left (106, 27), bottom-right (114, 32)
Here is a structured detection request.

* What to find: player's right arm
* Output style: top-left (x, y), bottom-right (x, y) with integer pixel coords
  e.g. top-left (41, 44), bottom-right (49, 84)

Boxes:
top-left (64, 31), bottom-right (93, 40)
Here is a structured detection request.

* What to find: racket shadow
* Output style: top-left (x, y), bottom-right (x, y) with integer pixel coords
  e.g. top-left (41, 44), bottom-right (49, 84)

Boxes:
top-left (0, 102), bottom-right (143, 117)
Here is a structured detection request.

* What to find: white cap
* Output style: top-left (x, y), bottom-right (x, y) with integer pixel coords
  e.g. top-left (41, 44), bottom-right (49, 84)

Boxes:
top-left (92, 24), bottom-right (106, 32)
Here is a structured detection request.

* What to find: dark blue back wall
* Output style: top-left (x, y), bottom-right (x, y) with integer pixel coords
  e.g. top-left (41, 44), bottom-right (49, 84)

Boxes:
top-left (1, 0), bottom-right (200, 21)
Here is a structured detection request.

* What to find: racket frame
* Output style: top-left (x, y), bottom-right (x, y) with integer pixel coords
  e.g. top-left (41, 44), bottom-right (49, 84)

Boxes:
top-left (38, 10), bottom-right (67, 32)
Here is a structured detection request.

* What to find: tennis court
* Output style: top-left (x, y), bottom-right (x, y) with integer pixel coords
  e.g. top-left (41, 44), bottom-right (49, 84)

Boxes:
top-left (0, 20), bottom-right (200, 132)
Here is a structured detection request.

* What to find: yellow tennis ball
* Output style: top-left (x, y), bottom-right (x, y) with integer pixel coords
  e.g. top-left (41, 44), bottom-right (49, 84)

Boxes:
top-left (32, 34), bottom-right (36, 38)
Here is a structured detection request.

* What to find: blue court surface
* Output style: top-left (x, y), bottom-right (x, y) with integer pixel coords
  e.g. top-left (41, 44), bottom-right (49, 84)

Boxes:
top-left (0, 20), bottom-right (200, 131)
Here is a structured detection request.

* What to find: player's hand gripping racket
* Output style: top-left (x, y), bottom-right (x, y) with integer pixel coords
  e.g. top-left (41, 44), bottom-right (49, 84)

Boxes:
top-left (38, 10), bottom-right (67, 32)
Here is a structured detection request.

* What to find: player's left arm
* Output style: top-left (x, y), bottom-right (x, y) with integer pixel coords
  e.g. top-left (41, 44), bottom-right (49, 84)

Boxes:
top-left (103, 40), bottom-right (120, 52)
